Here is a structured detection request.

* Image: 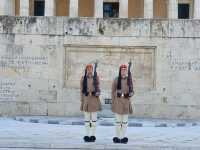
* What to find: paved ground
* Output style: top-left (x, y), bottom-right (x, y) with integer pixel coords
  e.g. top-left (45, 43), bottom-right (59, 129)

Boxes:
top-left (0, 117), bottom-right (200, 150)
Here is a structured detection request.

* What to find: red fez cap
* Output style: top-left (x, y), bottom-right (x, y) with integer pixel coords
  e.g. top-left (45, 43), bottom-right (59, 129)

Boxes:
top-left (120, 64), bottom-right (127, 69)
top-left (86, 64), bottom-right (93, 69)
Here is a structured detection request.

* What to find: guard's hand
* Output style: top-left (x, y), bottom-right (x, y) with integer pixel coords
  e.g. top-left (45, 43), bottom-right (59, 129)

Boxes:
top-left (129, 91), bottom-right (134, 97)
top-left (80, 102), bottom-right (84, 111)
top-left (95, 92), bottom-right (100, 97)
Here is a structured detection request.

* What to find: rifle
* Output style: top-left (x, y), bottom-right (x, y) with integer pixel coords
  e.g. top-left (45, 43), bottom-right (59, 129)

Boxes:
top-left (128, 60), bottom-right (134, 96)
top-left (82, 68), bottom-right (88, 95)
top-left (93, 61), bottom-right (98, 95)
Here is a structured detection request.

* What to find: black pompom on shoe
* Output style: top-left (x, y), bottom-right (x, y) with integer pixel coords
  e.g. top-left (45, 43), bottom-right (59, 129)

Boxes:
top-left (113, 137), bottom-right (120, 143)
top-left (83, 136), bottom-right (90, 142)
top-left (90, 136), bottom-right (96, 142)
top-left (121, 137), bottom-right (128, 144)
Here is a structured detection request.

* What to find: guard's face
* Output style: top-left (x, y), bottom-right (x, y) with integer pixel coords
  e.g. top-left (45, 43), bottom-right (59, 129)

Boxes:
top-left (121, 68), bottom-right (127, 78)
top-left (87, 66), bottom-right (93, 75)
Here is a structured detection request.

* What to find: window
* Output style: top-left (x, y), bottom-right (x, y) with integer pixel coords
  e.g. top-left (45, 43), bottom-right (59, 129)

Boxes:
top-left (56, 0), bottom-right (69, 16)
top-left (78, 0), bottom-right (94, 17)
top-left (15, 0), bottom-right (20, 16)
top-left (153, 0), bottom-right (168, 18)
top-left (103, 2), bottom-right (119, 18)
top-left (128, 0), bottom-right (144, 18)
top-left (34, 0), bottom-right (45, 16)
top-left (178, 3), bottom-right (190, 19)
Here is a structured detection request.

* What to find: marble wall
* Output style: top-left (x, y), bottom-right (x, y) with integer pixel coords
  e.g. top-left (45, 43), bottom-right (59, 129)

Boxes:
top-left (0, 16), bottom-right (200, 119)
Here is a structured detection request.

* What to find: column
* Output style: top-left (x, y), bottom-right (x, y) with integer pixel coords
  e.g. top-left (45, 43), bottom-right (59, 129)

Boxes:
top-left (45, 0), bottom-right (55, 16)
top-left (8, 0), bottom-right (15, 15)
top-left (194, 0), bottom-right (200, 19)
top-left (144, 0), bottom-right (153, 18)
top-left (20, 0), bottom-right (29, 16)
top-left (168, 0), bottom-right (178, 19)
top-left (94, 0), bottom-right (103, 18)
top-left (0, 0), bottom-right (15, 15)
top-left (119, 0), bottom-right (128, 18)
top-left (69, 0), bottom-right (79, 17)
top-left (0, 0), bottom-right (6, 15)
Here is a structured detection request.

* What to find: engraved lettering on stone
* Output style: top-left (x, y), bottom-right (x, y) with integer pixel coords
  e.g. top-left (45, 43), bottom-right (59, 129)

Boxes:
top-left (167, 51), bottom-right (200, 71)
top-left (0, 56), bottom-right (48, 70)
top-left (0, 81), bottom-right (16, 101)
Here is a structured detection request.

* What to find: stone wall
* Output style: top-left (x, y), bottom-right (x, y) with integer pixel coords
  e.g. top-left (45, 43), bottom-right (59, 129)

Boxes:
top-left (0, 16), bottom-right (200, 119)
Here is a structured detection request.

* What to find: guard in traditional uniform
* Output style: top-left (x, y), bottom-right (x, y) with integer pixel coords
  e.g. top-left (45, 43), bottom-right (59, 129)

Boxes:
top-left (80, 63), bottom-right (101, 142)
top-left (111, 63), bottom-right (134, 144)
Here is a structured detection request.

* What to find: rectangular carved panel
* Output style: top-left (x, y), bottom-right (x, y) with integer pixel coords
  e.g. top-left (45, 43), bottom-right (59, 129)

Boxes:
top-left (65, 46), bottom-right (155, 91)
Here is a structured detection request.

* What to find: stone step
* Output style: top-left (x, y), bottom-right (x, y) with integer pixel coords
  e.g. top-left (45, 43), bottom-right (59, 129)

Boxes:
top-left (13, 116), bottom-right (200, 128)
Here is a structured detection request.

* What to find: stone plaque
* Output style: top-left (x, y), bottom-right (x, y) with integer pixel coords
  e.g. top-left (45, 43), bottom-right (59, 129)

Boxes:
top-left (64, 46), bottom-right (155, 91)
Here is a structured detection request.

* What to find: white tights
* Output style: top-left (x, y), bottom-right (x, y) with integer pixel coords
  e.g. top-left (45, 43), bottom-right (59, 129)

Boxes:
top-left (84, 112), bottom-right (97, 136)
top-left (115, 113), bottom-right (128, 138)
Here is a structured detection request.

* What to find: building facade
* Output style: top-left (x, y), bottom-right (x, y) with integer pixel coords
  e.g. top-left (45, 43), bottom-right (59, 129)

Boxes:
top-left (0, 0), bottom-right (200, 119)
top-left (0, 0), bottom-right (200, 19)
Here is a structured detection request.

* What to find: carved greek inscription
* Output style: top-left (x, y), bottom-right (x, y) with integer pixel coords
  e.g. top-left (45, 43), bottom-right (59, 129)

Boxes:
top-left (167, 51), bottom-right (200, 71)
top-left (0, 81), bottom-right (16, 101)
top-left (0, 56), bottom-right (48, 70)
